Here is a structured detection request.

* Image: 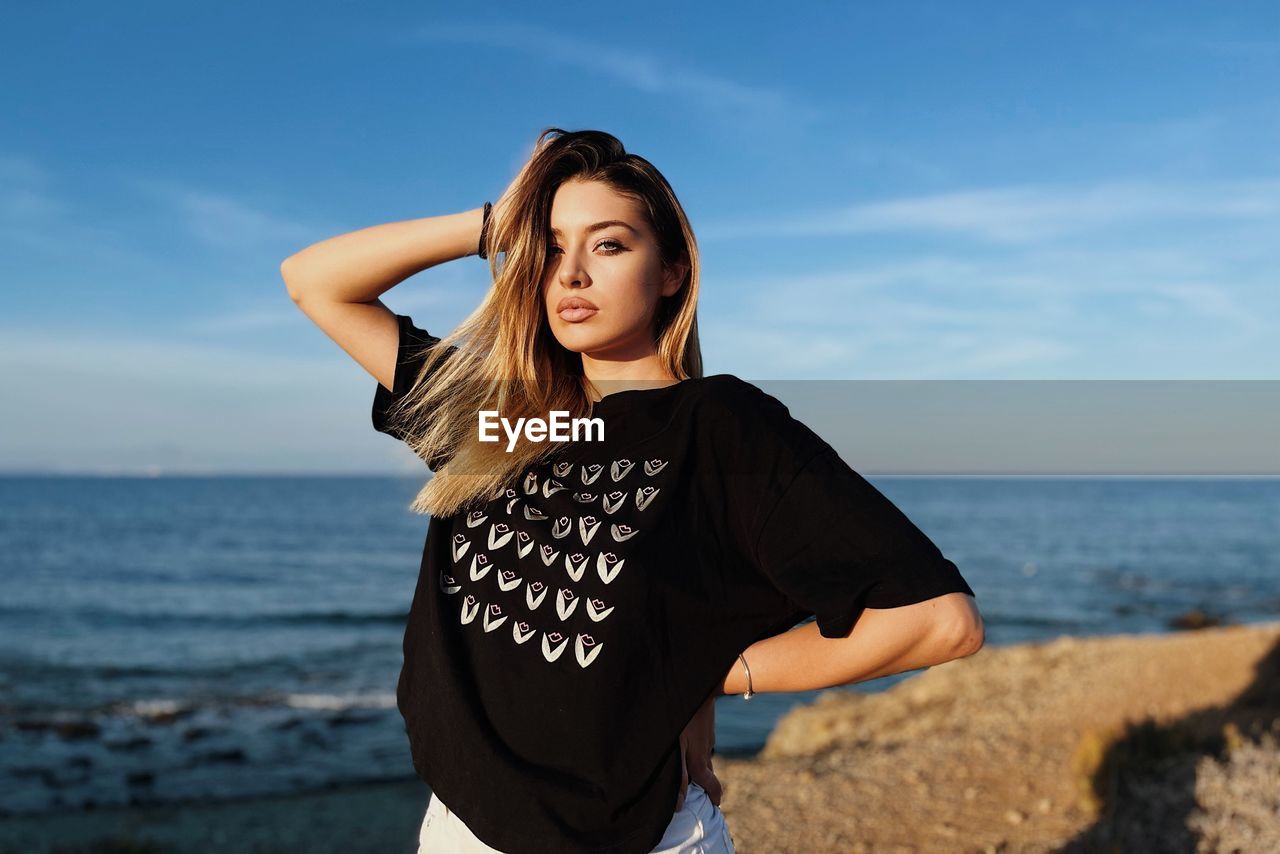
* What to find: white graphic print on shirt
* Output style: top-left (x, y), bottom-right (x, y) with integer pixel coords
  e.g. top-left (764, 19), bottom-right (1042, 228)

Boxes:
top-left (438, 456), bottom-right (670, 671)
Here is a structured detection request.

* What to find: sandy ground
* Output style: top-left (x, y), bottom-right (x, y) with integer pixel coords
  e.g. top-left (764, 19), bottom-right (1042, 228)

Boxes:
top-left (717, 620), bottom-right (1280, 853)
top-left (3, 620), bottom-right (1278, 853)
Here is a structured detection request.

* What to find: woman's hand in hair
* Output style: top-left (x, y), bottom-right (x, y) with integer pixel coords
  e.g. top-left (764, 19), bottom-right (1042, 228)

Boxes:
top-left (676, 691), bottom-right (722, 810)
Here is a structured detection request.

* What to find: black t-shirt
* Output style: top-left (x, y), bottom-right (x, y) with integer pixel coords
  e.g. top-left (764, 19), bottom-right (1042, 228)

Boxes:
top-left (372, 313), bottom-right (976, 854)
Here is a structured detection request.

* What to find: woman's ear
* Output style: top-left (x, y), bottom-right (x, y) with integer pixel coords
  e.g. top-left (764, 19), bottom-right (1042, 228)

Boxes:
top-left (662, 255), bottom-right (690, 297)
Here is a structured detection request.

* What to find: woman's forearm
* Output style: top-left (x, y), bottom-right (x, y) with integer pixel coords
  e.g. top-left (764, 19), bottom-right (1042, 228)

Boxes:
top-left (718, 598), bottom-right (976, 695)
top-left (281, 206), bottom-right (486, 304)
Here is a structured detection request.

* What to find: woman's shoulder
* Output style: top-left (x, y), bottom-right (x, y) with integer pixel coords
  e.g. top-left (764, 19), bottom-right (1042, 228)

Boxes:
top-left (690, 373), bottom-right (795, 423)
top-left (687, 373), bottom-right (828, 459)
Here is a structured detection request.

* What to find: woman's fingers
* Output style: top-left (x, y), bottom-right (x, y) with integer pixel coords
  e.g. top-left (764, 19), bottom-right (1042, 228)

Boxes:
top-left (691, 762), bottom-right (723, 806)
top-left (675, 733), bottom-right (689, 811)
top-left (682, 693), bottom-right (722, 805)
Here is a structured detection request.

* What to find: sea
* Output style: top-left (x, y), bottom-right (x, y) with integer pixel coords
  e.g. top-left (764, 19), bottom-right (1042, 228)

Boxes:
top-left (2, 474), bottom-right (1278, 816)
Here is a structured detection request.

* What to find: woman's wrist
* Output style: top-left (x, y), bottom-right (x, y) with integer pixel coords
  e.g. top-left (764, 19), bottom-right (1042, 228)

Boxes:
top-left (718, 664), bottom-right (735, 696)
top-left (476, 200), bottom-right (492, 259)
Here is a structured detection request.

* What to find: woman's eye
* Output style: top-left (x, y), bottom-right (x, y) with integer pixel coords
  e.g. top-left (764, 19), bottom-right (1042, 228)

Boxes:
top-left (546, 240), bottom-right (626, 256)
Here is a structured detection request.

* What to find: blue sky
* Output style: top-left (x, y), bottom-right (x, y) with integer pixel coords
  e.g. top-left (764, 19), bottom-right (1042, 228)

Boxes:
top-left (2, 2), bottom-right (1278, 474)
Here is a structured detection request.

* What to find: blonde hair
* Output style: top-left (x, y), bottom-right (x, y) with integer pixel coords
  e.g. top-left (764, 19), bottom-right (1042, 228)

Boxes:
top-left (382, 128), bottom-right (703, 518)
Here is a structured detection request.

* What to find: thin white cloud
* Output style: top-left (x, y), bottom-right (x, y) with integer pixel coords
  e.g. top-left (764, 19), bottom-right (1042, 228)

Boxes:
top-left (701, 178), bottom-right (1280, 244)
top-left (906, 336), bottom-right (1076, 377)
top-left (183, 303), bottom-right (305, 333)
top-left (1142, 29), bottom-right (1280, 59)
top-left (130, 180), bottom-right (315, 248)
top-left (0, 185), bottom-right (64, 223)
top-left (0, 152), bottom-right (66, 224)
top-left (401, 22), bottom-right (819, 125)
top-left (843, 142), bottom-right (951, 183)
top-left (703, 226), bottom-right (1275, 379)
top-left (0, 325), bottom-right (328, 387)
top-left (0, 153), bottom-right (50, 183)
top-left (1152, 281), bottom-right (1257, 329)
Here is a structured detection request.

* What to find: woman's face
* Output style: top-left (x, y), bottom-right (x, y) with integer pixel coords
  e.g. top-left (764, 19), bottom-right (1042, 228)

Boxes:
top-left (541, 179), bottom-right (684, 361)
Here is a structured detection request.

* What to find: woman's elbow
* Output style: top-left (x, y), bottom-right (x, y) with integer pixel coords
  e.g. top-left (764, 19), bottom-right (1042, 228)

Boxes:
top-left (954, 614), bottom-right (985, 658)
top-left (936, 593), bottom-right (984, 660)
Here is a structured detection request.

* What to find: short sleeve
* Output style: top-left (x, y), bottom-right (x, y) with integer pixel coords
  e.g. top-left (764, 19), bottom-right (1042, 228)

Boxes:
top-left (752, 446), bottom-right (975, 639)
top-left (371, 313), bottom-right (456, 445)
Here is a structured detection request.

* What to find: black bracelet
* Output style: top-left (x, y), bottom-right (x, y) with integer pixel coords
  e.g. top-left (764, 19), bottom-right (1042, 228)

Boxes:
top-left (477, 201), bottom-right (492, 259)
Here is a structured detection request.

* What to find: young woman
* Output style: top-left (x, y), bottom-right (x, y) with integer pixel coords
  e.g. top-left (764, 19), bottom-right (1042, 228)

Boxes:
top-left (282, 128), bottom-right (983, 854)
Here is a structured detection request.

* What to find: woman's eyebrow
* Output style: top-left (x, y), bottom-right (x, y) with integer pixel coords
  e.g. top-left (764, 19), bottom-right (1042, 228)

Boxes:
top-left (549, 220), bottom-right (638, 237)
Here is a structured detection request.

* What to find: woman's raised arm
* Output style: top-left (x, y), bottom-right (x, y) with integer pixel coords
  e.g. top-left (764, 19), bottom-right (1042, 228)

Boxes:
top-left (278, 207), bottom-right (484, 391)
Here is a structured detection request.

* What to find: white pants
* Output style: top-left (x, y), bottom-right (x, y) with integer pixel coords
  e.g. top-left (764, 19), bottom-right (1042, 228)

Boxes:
top-left (416, 781), bottom-right (736, 853)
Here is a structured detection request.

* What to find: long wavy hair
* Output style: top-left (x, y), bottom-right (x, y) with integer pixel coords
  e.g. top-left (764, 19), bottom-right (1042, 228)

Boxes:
top-left (382, 128), bottom-right (704, 519)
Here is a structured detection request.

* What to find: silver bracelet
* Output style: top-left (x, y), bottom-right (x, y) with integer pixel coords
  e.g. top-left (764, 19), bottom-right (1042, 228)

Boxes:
top-left (737, 652), bottom-right (754, 700)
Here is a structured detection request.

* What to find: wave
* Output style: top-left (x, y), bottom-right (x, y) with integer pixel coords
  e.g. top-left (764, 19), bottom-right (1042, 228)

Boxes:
top-left (0, 603), bottom-right (408, 627)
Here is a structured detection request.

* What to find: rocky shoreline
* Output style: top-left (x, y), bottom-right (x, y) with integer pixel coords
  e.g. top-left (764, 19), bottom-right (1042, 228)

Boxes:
top-left (722, 619), bottom-right (1280, 852)
top-left (3, 621), bottom-right (1277, 853)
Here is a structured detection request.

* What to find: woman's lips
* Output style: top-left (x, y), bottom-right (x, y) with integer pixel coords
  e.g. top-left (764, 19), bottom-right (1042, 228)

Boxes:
top-left (558, 307), bottom-right (599, 322)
